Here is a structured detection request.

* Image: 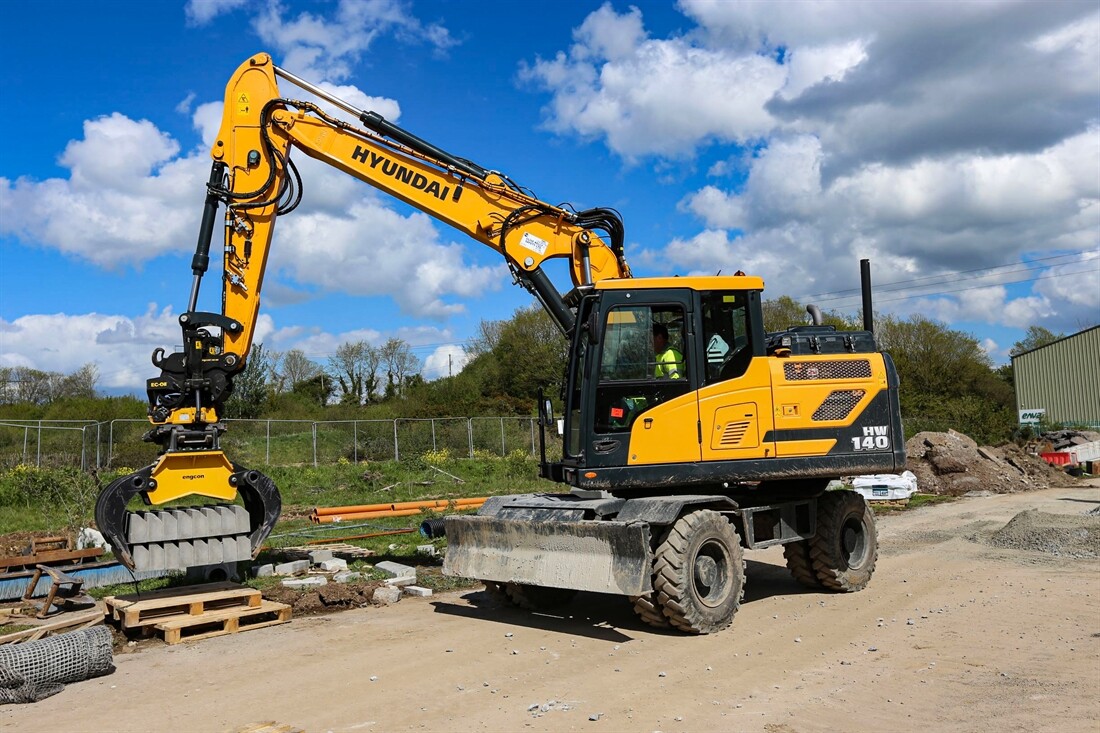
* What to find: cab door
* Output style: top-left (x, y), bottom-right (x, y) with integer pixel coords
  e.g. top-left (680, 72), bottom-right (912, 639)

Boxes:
top-left (696, 290), bottom-right (776, 462)
top-left (585, 289), bottom-right (700, 468)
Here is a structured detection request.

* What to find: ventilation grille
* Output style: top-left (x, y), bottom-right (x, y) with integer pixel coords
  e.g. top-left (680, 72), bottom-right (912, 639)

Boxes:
top-left (717, 421), bottom-right (750, 447)
top-left (784, 359), bottom-right (872, 381)
top-left (812, 390), bottom-right (866, 421)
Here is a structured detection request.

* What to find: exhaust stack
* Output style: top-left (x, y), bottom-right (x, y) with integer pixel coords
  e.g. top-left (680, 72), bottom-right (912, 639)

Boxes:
top-left (861, 258), bottom-right (873, 333)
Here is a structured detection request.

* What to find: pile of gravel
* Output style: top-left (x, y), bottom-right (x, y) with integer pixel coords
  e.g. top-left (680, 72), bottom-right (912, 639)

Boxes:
top-left (905, 430), bottom-right (1076, 496)
top-left (989, 510), bottom-right (1100, 558)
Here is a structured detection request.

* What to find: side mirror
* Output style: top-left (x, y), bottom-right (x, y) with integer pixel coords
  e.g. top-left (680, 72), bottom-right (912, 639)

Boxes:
top-left (543, 398), bottom-right (554, 425)
top-left (587, 308), bottom-right (602, 345)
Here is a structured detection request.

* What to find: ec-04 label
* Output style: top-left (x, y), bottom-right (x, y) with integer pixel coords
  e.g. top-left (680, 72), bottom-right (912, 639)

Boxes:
top-left (851, 425), bottom-right (890, 451)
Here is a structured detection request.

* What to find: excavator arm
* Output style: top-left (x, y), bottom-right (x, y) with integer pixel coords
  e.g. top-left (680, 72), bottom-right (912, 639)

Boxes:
top-left (96, 53), bottom-right (631, 572)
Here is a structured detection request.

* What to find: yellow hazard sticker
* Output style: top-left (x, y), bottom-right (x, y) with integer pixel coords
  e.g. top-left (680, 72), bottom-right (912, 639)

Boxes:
top-left (237, 92), bottom-right (250, 115)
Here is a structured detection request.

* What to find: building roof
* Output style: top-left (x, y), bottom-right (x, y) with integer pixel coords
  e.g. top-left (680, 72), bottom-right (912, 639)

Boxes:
top-left (1010, 324), bottom-right (1100, 361)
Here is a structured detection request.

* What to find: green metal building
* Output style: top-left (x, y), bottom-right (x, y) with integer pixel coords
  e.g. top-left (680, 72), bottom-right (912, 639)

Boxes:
top-left (1012, 325), bottom-right (1100, 428)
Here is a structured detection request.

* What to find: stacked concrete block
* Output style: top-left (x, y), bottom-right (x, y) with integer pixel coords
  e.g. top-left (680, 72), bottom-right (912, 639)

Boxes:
top-left (125, 503), bottom-right (254, 571)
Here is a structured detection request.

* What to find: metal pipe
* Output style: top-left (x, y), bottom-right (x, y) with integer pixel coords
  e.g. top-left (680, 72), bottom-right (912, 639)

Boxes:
top-left (273, 65), bottom-right (365, 119)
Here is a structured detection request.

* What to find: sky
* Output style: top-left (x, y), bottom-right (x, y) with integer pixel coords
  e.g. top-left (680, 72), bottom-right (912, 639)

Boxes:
top-left (1, 0), bottom-right (1098, 395)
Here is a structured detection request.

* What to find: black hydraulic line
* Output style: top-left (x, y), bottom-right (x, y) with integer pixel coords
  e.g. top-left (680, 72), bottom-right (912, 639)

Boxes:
top-left (359, 110), bottom-right (488, 180)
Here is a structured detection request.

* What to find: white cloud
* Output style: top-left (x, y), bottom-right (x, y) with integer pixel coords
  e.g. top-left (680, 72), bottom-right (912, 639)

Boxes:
top-left (666, 127), bottom-right (1099, 332)
top-left (0, 114), bottom-right (206, 268)
top-left (423, 344), bottom-right (468, 380)
top-left (1, 107), bottom-right (508, 320)
top-left (254, 0), bottom-right (456, 83)
top-left (0, 305), bottom-right (182, 389)
top-left (185, 0), bottom-right (247, 26)
top-left (520, 6), bottom-right (786, 159)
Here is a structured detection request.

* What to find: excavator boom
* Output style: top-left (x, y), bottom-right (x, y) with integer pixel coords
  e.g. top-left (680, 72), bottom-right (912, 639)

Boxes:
top-left (97, 53), bottom-right (631, 572)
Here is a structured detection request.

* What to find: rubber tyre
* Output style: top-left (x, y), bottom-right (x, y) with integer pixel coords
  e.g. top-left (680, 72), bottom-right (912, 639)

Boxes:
top-left (502, 583), bottom-right (577, 611)
top-left (782, 540), bottom-right (824, 589)
top-left (653, 510), bottom-right (745, 634)
top-left (810, 490), bottom-right (877, 592)
top-left (629, 593), bottom-right (671, 629)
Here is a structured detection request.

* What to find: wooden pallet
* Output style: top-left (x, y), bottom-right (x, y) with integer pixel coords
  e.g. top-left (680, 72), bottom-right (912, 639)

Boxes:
top-left (104, 581), bottom-right (261, 630)
top-left (154, 600), bottom-right (291, 644)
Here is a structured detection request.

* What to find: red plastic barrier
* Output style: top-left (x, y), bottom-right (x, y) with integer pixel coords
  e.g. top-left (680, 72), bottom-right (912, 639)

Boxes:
top-left (1040, 452), bottom-right (1072, 466)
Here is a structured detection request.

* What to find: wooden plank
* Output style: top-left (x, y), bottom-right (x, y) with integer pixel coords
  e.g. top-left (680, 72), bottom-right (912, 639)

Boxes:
top-left (0, 547), bottom-right (104, 571)
top-left (0, 605), bottom-right (105, 645)
top-left (154, 600), bottom-right (291, 644)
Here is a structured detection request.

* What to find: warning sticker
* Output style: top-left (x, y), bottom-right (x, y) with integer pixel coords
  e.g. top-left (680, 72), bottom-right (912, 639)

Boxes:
top-left (519, 232), bottom-right (549, 256)
top-left (610, 407), bottom-right (624, 418)
top-left (237, 92), bottom-right (250, 115)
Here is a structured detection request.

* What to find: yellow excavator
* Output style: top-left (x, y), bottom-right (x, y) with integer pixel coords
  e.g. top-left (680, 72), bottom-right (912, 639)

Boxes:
top-left (97, 54), bottom-right (904, 633)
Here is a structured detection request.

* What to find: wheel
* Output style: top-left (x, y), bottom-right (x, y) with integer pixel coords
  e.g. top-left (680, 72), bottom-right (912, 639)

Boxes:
top-left (502, 583), bottom-right (577, 611)
top-left (653, 510), bottom-right (745, 634)
top-left (629, 592), bottom-right (670, 629)
top-left (782, 540), bottom-right (824, 589)
top-left (810, 490), bottom-right (877, 591)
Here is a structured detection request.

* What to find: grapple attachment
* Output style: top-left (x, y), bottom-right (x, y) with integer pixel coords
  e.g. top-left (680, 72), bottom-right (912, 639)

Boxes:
top-left (95, 452), bottom-right (281, 572)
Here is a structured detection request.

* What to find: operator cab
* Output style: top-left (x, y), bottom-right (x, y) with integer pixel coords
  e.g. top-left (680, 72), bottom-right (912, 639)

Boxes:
top-left (549, 277), bottom-right (767, 486)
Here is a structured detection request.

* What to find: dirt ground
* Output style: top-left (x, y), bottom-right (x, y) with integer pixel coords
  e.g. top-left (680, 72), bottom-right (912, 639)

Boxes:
top-left (3, 482), bottom-right (1098, 733)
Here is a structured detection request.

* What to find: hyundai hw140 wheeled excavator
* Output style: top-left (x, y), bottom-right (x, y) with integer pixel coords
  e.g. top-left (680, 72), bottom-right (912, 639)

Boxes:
top-left (96, 54), bottom-right (904, 633)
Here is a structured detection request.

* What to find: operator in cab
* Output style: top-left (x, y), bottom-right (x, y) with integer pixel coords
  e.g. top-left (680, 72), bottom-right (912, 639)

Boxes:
top-left (653, 323), bottom-right (683, 379)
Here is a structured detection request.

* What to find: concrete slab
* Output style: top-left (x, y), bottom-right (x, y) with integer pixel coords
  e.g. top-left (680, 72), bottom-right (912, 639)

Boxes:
top-left (282, 576), bottom-right (328, 588)
top-left (274, 559), bottom-right (310, 576)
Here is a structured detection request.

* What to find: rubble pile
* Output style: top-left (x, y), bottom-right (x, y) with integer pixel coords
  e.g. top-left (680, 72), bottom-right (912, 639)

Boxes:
top-left (1039, 429), bottom-right (1100, 453)
top-left (905, 430), bottom-right (1077, 496)
top-left (989, 509), bottom-right (1100, 558)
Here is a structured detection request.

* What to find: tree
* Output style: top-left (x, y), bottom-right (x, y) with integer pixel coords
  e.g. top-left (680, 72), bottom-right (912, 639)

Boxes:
top-left (225, 343), bottom-right (272, 418)
top-left (57, 363), bottom-right (99, 400)
top-left (328, 341), bottom-right (381, 405)
top-left (291, 372), bottom-right (332, 406)
top-left (875, 314), bottom-right (1015, 443)
top-left (380, 338), bottom-right (419, 399)
top-left (275, 349), bottom-right (321, 393)
top-left (762, 295), bottom-right (852, 333)
top-left (1010, 325), bottom-right (1064, 356)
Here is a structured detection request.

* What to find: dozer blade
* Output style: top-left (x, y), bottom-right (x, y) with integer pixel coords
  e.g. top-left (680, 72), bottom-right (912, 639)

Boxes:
top-left (442, 515), bottom-right (653, 596)
top-left (95, 455), bottom-right (281, 572)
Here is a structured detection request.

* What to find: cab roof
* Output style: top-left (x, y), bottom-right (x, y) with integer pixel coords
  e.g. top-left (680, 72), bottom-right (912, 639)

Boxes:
top-left (595, 275), bottom-right (765, 292)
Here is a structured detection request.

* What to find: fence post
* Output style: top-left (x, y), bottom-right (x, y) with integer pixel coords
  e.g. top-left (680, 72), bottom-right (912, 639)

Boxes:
top-left (81, 426), bottom-right (88, 472)
top-left (95, 422), bottom-right (102, 469)
top-left (393, 420), bottom-right (400, 462)
top-left (266, 420), bottom-right (271, 465)
top-left (37, 420), bottom-right (42, 467)
top-left (312, 423), bottom-right (318, 468)
top-left (108, 420), bottom-right (115, 468)
top-left (22, 426), bottom-right (29, 465)
top-left (467, 419), bottom-right (474, 458)
top-left (500, 418), bottom-right (506, 457)
top-left (530, 418), bottom-right (536, 457)
top-left (354, 421), bottom-right (359, 463)
top-left (430, 419), bottom-right (437, 452)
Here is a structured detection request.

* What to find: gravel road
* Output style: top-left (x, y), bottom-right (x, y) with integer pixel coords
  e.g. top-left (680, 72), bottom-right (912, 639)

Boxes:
top-left (3, 483), bottom-right (1098, 733)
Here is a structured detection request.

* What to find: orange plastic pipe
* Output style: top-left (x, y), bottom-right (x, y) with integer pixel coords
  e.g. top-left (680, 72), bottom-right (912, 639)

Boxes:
top-left (313, 497), bottom-right (488, 517)
top-left (312, 501), bottom-right (486, 524)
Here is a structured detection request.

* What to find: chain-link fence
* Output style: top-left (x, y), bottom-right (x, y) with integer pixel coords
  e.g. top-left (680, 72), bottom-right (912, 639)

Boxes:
top-left (0, 416), bottom-right (559, 470)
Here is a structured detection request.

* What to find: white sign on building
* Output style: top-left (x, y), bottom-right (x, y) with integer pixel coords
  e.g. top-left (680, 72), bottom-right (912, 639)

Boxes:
top-left (1018, 408), bottom-right (1046, 426)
